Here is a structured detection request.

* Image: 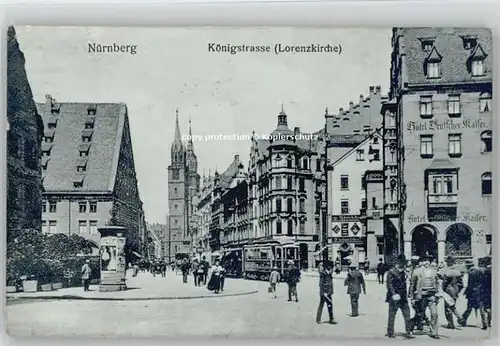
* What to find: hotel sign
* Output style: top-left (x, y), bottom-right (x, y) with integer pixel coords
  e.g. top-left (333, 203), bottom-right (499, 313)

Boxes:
top-left (406, 119), bottom-right (488, 133)
top-left (407, 213), bottom-right (488, 223)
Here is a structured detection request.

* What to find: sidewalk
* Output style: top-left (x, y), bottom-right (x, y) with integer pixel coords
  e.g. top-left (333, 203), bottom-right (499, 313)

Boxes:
top-left (6, 271), bottom-right (259, 301)
top-left (302, 270), bottom-right (382, 282)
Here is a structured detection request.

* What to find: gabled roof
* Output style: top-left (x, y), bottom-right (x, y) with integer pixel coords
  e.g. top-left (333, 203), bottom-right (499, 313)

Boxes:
top-left (470, 43), bottom-right (488, 60)
top-left (37, 100), bottom-right (128, 192)
top-left (331, 130), bottom-right (382, 167)
top-left (426, 46), bottom-right (442, 61)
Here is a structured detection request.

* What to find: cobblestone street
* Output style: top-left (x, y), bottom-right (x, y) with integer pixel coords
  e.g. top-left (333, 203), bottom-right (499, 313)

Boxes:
top-left (6, 272), bottom-right (490, 339)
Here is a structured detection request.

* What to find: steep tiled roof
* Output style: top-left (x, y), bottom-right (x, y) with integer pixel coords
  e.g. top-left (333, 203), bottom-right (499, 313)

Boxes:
top-left (395, 27), bottom-right (492, 85)
top-left (218, 155), bottom-right (241, 189)
top-left (37, 98), bottom-right (127, 192)
top-left (325, 85), bottom-right (387, 136)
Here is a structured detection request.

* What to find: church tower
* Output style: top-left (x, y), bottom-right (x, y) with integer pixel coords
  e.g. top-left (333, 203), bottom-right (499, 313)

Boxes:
top-left (168, 109), bottom-right (187, 259)
top-left (185, 119), bottom-right (201, 242)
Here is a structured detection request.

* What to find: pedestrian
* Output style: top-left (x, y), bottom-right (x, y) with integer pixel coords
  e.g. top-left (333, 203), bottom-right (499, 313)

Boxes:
top-left (482, 257), bottom-right (492, 329)
top-left (438, 256), bottom-right (464, 330)
top-left (219, 263), bottom-right (226, 292)
top-left (269, 266), bottom-right (280, 298)
top-left (385, 254), bottom-right (414, 339)
top-left (410, 254), bottom-right (439, 339)
top-left (316, 260), bottom-right (336, 324)
top-left (201, 256), bottom-right (209, 285)
top-left (460, 259), bottom-right (488, 329)
top-left (284, 260), bottom-right (301, 302)
top-left (81, 259), bottom-right (91, 292)
top-left (161, 259), bottom-right (167, 278)
top-left (207, 260), bottom-right (222, 294)
top-left (376, 258), bottom-right (385, 284)
top-left (192, 259), bottom-right (200, 286)
top-left (408, 256), bottom-right (428, 332)
top-left (181, 258), bottom-right (189, 283)
top-left (364, 258), bottom-right (370, 275)
top-left (334, 257), bottom-right (341, 275)
top-left (344, 264), bottom-right (366, 317)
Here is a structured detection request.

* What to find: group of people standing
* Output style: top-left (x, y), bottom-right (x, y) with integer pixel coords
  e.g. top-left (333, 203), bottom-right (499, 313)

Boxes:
top-left (268, 260), bottom-right (302, 301)
top-left (386, 253), bottom-right (492, 339)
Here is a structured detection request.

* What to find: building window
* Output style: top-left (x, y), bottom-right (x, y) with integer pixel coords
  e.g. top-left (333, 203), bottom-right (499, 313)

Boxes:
top-left (448, 95), bottom-right (461, 117)
top-left (431, 175), bottom-right (455, 195)
top-left (287, 198), bottom-right (293, 213)
top-left (372, 197), bottom-right (378, 209)
top-left (361, 198), bottom-right (367, 210)
top-left (420, 135), bottom-right (434, 158)
top-left (79, 221), bottom-right (87, 234)
top-left (287, 219), bottom-right (293, 236)
top-left (480, 93), bottom-right (492, 112)
top-left (481, 130), bottom-right (492, 153)
top-left (89, 202), bottom-right (97, 213)
top-left (49, 201), bottom-right (57, 213)
top-left (90, 221), bottom-right (98, 234)
top-left (77, 164), bottom-right (87, 172)
top-left (85, 122), bottom-right (94, 129)
top-left (427, 62), bottom-right (440, 78)
top-left (341, 223), bottom-right (349, 237)
top-left (420, 38), bottom-right (434, 52)
top-left (276, 198), bottom-right (282, 213)
top-left (42, 202), bottom-right (47, 213)
top-left (372, 149), bottom-right (380, 161)
top-left (299, 199), bottom-right (305, 213)
top-left (299, 220), bottom-right (305, 234)
top-left (481, 172), bottom-right (492, 195)
top-left (472, 59), bottom-right (485, 76)
top-left (287, 156), bottom-right (293, 168)
top-left (42, 148), bottom-right (52, 157)
top-left (341, 199), bottom-right (349, 214)
top-left (287, 176), bottom-right (293, 191)
top-left (82, 134), bottom-right (92, 142)
top-left (316, 158), bottom-right (321, 171)
top-left (49, 221), bottom-right (57, 234)
top-left (299, 178), bottom-right (305, 192)
top-left (276, 220), bottom-right (282, 235)
top-left (420, 96), bottom-right (433, 118)
top-left (316, 220), bottom-right (320, 234)
top-left (356, 149), bottom-right (364, 161)
top-left (448, 134), bottom-right (462, 157)
top-left (340, 175), bottom-right (349, 190)
top-left (276, 176), bottom-right (282, 190)
top-left (79, 202), bottom-right (87, 213)
top-left (79, 150), bottom-right (89, 157)
top-left (302, 157), bottom-right (309, 170)
top-left (361, 175), bottom-right (365, 189)
top-left (41, 221), bottom-right (48, 234)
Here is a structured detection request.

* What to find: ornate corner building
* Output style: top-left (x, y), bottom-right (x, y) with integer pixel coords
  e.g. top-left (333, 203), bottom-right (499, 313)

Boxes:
top-left (386, 28), bottom-right (492, 264)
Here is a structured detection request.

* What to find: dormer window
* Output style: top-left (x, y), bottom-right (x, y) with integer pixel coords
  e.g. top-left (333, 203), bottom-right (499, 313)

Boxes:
top-left (77, 158), bottom-right (88, 172)
top-left (82, 129), bottom-right (93, 142)
top-left (47, 117), bottom-right (58, 129)
top-left (50, 103), bottom-right (61, 114)
top-left (87, 105), bottom-right (97, 116)
top-left (79, 143), bottom-right (91, 157)
top-left (41, 143), bottom-right (53, 157)
top-left (44, 136), bottom-right (53, 143)
top-left (85, 117), bottom-right (95, 129)
top-left (424, 46), bottom-right (442, 79)
top-left (468, 44), bottom-right (487, 76)
top-left (419, 37), bottom-right (435, 52)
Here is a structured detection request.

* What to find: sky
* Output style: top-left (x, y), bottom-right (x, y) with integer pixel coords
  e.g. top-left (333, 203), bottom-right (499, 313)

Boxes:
top-left (16, 26), bottom-right (392, 224)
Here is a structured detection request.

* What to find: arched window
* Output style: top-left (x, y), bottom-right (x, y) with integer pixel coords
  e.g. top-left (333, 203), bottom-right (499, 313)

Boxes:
top-left (302, 157), bottom-right (309, 170)
top-left (481, 130), bottom-right (492, 153)
top-left (276, 220), bottom-right (282, 234)
top-left (287, 156), bottom-right (293, 168)
top-left (482, 172), bottom-right (492, 195)
top-left (480, 93), bottom-right (492, 112)
top-left (445, 224), bottom-right (472, 257)
top-left (287, 219), bottom-right (294, 236)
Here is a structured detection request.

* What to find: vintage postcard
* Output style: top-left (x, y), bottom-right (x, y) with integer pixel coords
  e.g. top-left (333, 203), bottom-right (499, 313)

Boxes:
top-left (5, 26), bottom-right (492, 338)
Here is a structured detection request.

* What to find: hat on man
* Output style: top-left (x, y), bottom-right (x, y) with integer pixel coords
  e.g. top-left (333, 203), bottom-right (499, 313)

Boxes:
top-left (85, 259), bottom-right (90, 263)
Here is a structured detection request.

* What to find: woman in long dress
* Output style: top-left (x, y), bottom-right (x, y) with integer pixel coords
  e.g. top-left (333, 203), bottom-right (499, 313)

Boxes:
top-left (207, 260), bottom-right (222, 293)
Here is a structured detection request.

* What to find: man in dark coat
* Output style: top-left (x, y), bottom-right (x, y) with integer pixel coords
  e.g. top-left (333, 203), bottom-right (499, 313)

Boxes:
top-left (316, 260), bottom-right (336, 324)
top-left (377, 258), bottom-right (385, 284)
top-left (438, 256), bottom-right (464, 329)
top-left (344, 264), bottom-right (366, 317)
top-left (200, 256), bottom-right (210, 285)
top-left (460, 258), bottom-right (489, 329)
top-left (180, 258), bottom-right (189, 283)
top-left (386, 254), bottom-right (413, 339)
top-left (284, 260), bottom-right (301, 302)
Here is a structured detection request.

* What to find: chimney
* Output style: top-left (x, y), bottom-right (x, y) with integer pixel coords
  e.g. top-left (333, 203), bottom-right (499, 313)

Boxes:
top-left (349, 101), bottom-right (354, 110)
top-left (359, 94), bottom-right (364, 103)
top-left (376, 86), bottom-right (381, 94)
top-left (294, 127), bottom-right (300, 135)
top-left (234, 154), bottom-right (239, 162)
top-left (339, 107), bottom-right (344, 114)
top-left (369, 86), bottom-right (375, 95)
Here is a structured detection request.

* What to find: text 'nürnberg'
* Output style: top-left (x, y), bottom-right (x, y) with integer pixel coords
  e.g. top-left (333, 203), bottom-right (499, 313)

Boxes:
top-left (88, 43), bottom-right (138, 55)
top-left (207, 43), bottom-right (342, 55)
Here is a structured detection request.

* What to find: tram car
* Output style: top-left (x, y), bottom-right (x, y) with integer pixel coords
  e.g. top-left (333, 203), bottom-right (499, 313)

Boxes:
top-left (242, 240), bottom-right (300, 281)
top-left (220, 247), bottom-right (243, 278)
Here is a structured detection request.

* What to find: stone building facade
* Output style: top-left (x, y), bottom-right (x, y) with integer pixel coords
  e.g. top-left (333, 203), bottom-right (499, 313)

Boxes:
top-left (328, 131), bottom-right (383, 267)
top-left (192, 175), bottom-right (214, 260)
top-left (387, 27), bottom-right (492, 264)
top-left (6, 26), bottom-right (44, 233)
top-left (167, 111), bottom-right (200, 261)
top-left (37, 96), bottom-right (145, 257)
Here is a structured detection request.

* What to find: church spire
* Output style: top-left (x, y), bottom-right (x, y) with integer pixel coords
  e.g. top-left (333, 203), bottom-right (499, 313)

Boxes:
top-left (171, 108), bottom-right (185, 165)
top-left (187, 117), bottom-right (194, 151)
